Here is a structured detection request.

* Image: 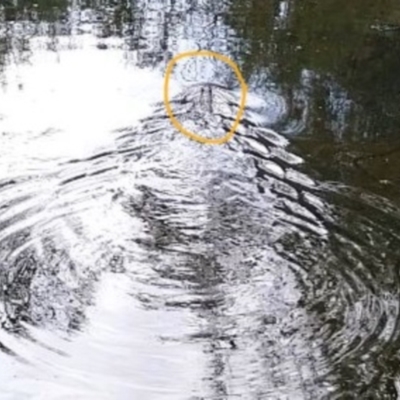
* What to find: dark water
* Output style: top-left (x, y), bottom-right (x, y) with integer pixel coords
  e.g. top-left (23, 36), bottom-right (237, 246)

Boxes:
top-left (1, 1), bottom-right (400, 399)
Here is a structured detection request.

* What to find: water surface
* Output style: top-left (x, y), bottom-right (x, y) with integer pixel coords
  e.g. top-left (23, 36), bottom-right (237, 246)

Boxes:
top-left (1, 1), bottom-right (400, 399)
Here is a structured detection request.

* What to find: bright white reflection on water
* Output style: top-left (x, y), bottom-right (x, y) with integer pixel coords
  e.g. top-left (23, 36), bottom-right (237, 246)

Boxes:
top-left (0, 274), bottom-right (205, 400)
top-left (0, 35), bottom-right (176, 167)
top-left (0, 34), bottom-right (211, 399)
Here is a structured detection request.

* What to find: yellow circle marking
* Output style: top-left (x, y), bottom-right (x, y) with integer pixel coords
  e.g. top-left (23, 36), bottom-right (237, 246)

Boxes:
top-left (163, 50), bottom-right (248, 145)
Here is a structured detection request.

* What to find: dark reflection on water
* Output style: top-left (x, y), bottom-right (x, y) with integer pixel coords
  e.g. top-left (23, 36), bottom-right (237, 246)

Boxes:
top-left (1, 0), bottom-right (400, 399)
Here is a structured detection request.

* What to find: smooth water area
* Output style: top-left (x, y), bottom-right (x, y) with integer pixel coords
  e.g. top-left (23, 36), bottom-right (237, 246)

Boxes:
top-left (1, 1), bottom-right (400, 399)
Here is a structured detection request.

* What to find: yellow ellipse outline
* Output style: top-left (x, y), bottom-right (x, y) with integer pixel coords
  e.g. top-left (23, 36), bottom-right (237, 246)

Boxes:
top-left (163, 50), bottom-right (248, 145)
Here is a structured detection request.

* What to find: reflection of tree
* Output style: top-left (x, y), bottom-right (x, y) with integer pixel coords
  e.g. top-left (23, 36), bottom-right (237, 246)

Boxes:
top-left (0, 0), bottom-right (69, 71)
top-left (1, 0), bottom-right (68, 21)
top-left (224, 0), bottom-right (400, 140)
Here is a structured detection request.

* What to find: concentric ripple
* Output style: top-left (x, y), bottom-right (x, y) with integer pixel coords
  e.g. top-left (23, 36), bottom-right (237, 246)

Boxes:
top-left (1, 79), bottom-right (400, 399)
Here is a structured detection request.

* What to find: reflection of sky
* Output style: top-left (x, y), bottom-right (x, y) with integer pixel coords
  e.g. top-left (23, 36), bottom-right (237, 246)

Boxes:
top-left (0, 274), bottom-right (205, 400)
top-left (0, 32), bottom-right (207, 398)
top-left (0, 34), bottom-right (180, 172)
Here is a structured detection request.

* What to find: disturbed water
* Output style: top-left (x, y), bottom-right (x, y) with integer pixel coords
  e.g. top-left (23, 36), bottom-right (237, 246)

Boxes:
top-left (1, 1), bottom-right (400, 399)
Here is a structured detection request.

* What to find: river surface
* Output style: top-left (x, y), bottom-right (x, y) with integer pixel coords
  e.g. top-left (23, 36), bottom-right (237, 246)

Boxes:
top-left (1, 1), bottom-right (400, 399)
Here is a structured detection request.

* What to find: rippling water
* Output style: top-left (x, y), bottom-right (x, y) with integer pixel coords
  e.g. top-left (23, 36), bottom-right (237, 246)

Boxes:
top-left (1, 1), bottom-right (400, 399)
